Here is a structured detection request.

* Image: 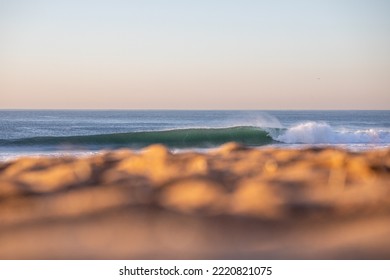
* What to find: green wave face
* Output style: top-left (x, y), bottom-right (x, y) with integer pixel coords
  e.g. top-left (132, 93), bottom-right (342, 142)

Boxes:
top-left (1, 126), bottom-right (279, 149)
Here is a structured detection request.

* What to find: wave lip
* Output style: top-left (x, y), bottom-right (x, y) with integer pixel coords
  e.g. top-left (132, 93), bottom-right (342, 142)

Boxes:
top-left (0, 126), bottom-right (277, 149)
top-left (276, 122), bottom-right (390, 144)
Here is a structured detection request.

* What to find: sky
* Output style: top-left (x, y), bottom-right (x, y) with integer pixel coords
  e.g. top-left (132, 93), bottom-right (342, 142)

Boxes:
top-left (0, 0), bottom-right (389, 109)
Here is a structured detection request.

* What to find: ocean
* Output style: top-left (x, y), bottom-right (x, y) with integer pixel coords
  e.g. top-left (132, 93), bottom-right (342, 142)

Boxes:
top-left (0, 110), bottom-right (389, 160)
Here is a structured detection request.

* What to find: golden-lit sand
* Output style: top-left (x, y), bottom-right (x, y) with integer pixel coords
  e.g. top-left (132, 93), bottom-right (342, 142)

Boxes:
top-left (0, 143), bottom-right (389, 259)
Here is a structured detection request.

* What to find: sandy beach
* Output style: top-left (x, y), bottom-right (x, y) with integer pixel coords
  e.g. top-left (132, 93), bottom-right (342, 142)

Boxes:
top-left (0, 143), bottom-right (389, 259)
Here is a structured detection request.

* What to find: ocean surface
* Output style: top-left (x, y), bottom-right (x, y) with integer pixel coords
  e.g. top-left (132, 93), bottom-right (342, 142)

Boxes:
top-left (0, 110), bottom-right (389, 160)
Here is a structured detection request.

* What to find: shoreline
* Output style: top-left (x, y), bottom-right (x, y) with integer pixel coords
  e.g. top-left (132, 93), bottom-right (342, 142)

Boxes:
top-left (1, 142), bottom-right (389, 162)
top-left (0, 143), bottom-right (389, 259)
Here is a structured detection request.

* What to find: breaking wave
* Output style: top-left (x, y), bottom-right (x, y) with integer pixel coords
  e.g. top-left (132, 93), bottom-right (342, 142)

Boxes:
top-left (0, 126), bottom-right (277, 149)
top-left (275, 122), bottom-right (390, 144)
top-left (1, 122), bottom-right (389, 151)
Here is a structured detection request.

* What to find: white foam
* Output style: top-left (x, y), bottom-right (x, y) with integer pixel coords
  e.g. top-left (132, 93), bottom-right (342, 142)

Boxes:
top-left (0, 151), bottom-right (100, 162)
top-left (276, 122), bottom-right (390, 144)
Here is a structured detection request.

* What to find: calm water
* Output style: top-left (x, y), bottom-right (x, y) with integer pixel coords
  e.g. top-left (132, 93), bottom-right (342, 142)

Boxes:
top-left (0, 110), bottom-right (389, 159)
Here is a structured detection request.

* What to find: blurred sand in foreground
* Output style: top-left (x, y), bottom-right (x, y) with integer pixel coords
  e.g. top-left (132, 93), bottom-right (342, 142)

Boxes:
top-left (0, 143), bottom-right (389, 259)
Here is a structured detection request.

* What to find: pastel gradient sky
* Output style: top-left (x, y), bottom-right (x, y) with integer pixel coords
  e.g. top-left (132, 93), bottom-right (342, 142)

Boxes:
top-left (1, 0), bottom-right (389, 109)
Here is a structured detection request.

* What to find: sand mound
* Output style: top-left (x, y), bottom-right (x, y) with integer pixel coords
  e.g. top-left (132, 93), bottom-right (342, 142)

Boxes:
top-left (0, 144), bottom-right (389, 259)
